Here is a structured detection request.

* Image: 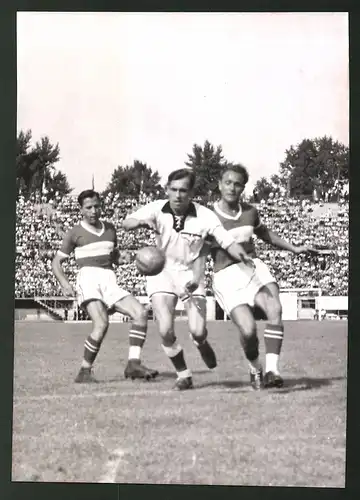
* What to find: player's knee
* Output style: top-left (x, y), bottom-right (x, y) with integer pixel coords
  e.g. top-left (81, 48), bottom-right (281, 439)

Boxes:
top-left (241, 322), bottom-right (256, 339)
top-left (187, 311), bottom-right (206, 339)
top-left (161, 329), bottom-right (176, 346)
top-left (132, 304), bottom-right (148, 325)
top-left (158, 322), bottom-right (173, 338)
top-left (266, 299), bottom-right (282, 321)
top-left (92, 316), bottom-right (109, 339)
top-left (158, 320), bottom-right (175, 344)
top-left (189, 326), bottom-right (207, 343)
top-left (233, 315), bottom-right (256, 339)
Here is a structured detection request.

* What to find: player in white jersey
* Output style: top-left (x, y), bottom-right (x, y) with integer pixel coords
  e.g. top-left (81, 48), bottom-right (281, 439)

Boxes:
top-left (122, 168), bottom-right (251, 390)
top-left (52, 189), bottom-right (158, 383)
top-left (205, 165), bottom-right (318, 389)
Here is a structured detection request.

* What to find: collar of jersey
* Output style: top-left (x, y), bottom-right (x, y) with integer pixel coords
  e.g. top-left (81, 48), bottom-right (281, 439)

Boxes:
top-left (161, 201), bottom-right (197, 217)
top-left (214, 201), bottom-right (243, 220)
top-left (80, 220), bottom-right (105, 236)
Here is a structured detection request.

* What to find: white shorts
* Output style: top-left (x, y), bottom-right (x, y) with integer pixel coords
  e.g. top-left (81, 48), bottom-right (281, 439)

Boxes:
top-left (146, 267), bottom-right (206, 299)
top-left (76, 267), bottom-right (131, 309)
top-left (213, 258), bottom-right (276, 315)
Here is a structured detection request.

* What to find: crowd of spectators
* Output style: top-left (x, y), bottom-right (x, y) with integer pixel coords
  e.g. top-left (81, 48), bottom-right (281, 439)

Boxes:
top-left (15, 191), bottom-right (348, 299)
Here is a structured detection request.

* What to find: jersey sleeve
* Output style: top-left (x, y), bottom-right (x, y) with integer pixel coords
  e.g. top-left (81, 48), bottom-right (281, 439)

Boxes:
top-left (58, 229), bottom-right (76, 257)
top-left (127, 200), bottom-right (159, 222)
top-left (107, 222), bottom-right (118, 247)
top-left (204, 209), bottom-right (235, 250)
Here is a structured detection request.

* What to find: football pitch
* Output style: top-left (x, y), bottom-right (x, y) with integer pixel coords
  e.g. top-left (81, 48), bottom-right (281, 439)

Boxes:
top-left (12, 320), bottom-right (347, 486)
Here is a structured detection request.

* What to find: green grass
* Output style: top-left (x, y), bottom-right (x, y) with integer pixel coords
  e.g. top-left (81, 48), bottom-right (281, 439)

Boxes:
top-left (12, 320), bottom-right (347, 486)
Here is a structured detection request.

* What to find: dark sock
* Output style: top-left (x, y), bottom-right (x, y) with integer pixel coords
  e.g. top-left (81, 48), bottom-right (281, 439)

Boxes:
top-left (244, 334), bottom-right (259, 361)
top-left (161, 341), bottom-right (191, 378)
top-left (83, 336), bottom-right (101, 366)
top-left (243, 333), bottom-right (262, 373)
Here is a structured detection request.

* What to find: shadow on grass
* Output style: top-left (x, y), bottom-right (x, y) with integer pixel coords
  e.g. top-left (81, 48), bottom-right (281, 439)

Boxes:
top-left (91, 372), bottom-right (346, 393)
top-left (158, 370), bottom-right (210, 379)
top-left (272, 375), bottom-right (346, 394)
top-left (104, 370), bottom-right (210, 383)
top-left (196, 376), bottom-right (346, 392)
top-left (196, 379), bottom-right (249, 390)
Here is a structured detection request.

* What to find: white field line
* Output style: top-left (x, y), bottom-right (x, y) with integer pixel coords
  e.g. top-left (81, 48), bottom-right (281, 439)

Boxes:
top-left (99, 448), bottom-right (126, 483)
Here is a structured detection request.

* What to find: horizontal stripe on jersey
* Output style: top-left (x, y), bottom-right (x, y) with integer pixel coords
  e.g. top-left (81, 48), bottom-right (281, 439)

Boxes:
top-left (74, 241), bottom-right (114, 260)
top-left (59, 220), bottom-right (116, 269)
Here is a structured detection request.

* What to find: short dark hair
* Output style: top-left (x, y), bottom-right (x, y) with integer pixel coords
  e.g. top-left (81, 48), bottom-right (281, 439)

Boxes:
top-left (167, 168), bottom-right (196, 190)
top-left (220, 164), bottom-right (249, 185)
top-left (78, 189), bottom-right (101, 207)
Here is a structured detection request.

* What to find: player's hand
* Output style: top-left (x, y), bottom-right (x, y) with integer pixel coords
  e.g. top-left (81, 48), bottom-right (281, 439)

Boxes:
top-left (116, 250), bottom-right (133, 265)
top-left (185, 280), bottom-right (199, 295)
top-left (141, 219), bottom-right (159, 234)
top-left (61, 282), bottom-right (75, 297)
top-left (227, 242), bottom-right (252, 265)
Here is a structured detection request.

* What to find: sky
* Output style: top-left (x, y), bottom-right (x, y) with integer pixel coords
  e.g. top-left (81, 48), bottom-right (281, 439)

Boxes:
top-left (17, 12), bottom-right (349, 195)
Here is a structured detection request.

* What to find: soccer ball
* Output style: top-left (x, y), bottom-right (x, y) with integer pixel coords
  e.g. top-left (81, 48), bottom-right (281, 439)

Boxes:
top-left (135, 246), bottom-right (166, 276)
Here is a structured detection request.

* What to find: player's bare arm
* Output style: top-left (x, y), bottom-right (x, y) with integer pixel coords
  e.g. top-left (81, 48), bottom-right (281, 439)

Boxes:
top-left (215, 228), bottom-right (252, 264)
top-left (110, 223), bottom-right (133, 265)
top-left (227, 241), bottom-right (253, 263)
top-left (122, 217), bottom-right (158, 233)
top-left (51, 253), bottom-right (75, 297)
top-left (255, 225), bottom-right (319, 255)
top-left (206, 210), bottom-right (252, 264)
top-left (185, 243), bottom-right (211, 294)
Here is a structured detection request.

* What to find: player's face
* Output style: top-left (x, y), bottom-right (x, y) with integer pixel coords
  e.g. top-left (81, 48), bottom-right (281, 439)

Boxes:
top-left (81, 196), bottom-right (101, 225)
top-left (166, 177), bottom-right (193, 214)
top-left (219, 170), bottom-right (246, 204)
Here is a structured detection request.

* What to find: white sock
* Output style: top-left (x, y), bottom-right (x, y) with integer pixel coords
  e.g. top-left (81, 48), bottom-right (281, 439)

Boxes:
top-left (128, 345), bottom-right (141, 360)
top-left (266, 353), bottom-right (280, 374)
top-left (248, 357), bottom-right (262, 374)
top-left (177, 368), bottom-right (192, 379)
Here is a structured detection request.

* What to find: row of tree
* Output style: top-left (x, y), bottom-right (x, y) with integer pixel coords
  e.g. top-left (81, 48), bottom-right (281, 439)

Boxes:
top-left (17, 130), bottom-right (349, 202)
top-left (17, 130), bottom-right (71, 200)
top-left (254, 136), bottom-right (349, 200)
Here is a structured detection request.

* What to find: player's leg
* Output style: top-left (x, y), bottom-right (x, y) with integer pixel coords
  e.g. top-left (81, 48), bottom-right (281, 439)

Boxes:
top-left (112, 294), bottom-right (158, 380)
top-left (151, 293), bottom-right (193, 390)
top-left (213, 263), bottom-right (263, 389)
top-left (75, 299), bottom-right (109, 383)
top-left (254, 281), bottom-right (284, 388)
top-left (184, 295), bottom-right (217, 369)
top-left (104, 269), bottom-right (158, 380)
top-left (230, 304), bottom-right (263, 390)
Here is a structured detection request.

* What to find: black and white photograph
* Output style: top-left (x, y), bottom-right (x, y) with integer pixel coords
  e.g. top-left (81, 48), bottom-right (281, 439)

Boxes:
top-left (13, 12), bottom-right (348, 485)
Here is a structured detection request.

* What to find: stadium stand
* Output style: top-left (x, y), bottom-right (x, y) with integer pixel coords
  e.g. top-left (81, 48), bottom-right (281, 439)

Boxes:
top-left (15, 192), bottom-right (348, 299)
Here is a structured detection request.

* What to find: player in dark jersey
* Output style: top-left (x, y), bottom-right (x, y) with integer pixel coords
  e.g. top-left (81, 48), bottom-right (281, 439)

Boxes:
top-left (52, 189), bottom-right (158, 383)
top-left (203, 165), bottom-right (318, 389)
